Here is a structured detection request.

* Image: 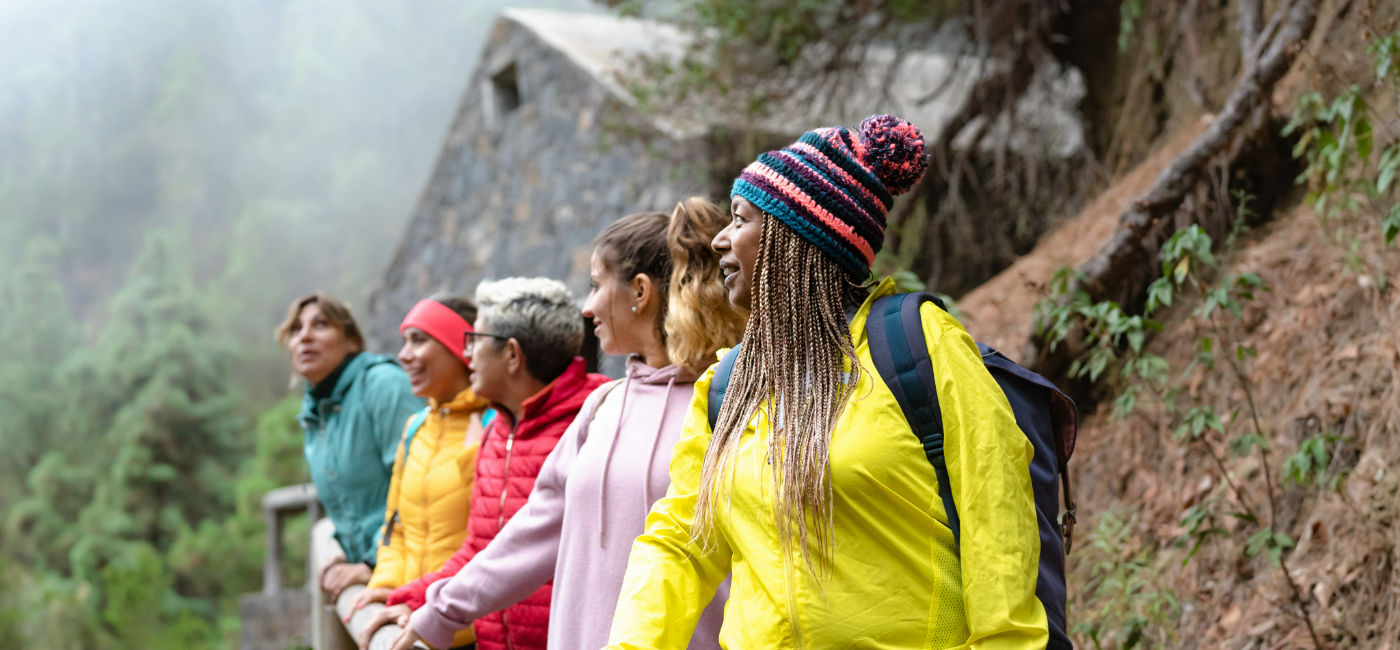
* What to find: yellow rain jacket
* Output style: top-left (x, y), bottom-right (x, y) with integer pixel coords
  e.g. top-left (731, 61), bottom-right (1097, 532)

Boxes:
top-left (608, 278), bottom-right (1047, 649)
top-left (369, 388), bottom-right (490, 648)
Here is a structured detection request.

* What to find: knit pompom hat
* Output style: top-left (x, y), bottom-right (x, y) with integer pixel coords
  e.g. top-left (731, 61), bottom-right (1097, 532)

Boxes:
top-left (730, 113), bottom-right (929, 279)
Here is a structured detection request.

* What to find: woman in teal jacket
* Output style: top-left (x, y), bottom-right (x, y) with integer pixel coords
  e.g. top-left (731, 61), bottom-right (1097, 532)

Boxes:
top-left (278, 292), bottom-right (425, 600)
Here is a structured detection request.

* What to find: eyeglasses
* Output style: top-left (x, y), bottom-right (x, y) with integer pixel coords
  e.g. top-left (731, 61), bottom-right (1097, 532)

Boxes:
top-left (463, 331), bottom-right (510, 354)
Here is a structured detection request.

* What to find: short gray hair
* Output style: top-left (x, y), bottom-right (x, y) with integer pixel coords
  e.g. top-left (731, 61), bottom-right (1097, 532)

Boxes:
top-left (475, 277), bottom-right (583, 383)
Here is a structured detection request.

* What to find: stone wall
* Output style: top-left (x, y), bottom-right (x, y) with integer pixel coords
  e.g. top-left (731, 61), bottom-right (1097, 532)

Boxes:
top-left (364, 18), bottom-right (718, 353)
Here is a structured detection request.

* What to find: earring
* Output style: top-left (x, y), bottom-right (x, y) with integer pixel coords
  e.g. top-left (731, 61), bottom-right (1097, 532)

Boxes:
top-left (630, 306), bottom-right (637, 313)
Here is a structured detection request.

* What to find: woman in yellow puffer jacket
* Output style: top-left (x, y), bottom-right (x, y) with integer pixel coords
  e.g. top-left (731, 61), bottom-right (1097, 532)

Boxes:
top-left (353, 295), bottom-right (492, 649)
top-left (608, 115), bottom-right (1047, 649)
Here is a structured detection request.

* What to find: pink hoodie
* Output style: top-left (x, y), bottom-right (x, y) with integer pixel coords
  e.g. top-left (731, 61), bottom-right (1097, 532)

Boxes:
top-left (411, 358), bottom-right (726, 650)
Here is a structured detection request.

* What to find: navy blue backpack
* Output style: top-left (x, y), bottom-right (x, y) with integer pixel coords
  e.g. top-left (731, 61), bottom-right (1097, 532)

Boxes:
top-left (707, 292), bottom-right (1078, 650)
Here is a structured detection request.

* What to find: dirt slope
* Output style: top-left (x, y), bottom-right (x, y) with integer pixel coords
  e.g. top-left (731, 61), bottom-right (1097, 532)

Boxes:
top-left (957, 117), bottom-right (1210, 357)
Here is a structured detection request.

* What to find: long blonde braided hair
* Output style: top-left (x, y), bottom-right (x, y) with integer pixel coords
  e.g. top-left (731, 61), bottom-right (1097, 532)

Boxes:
top-left (693, 213), bottom-right (868, 577)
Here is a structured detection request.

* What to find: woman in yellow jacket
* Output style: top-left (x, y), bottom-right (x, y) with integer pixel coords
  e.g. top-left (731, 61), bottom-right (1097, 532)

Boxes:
top-left (607, 115), bottom-right (1048, 649)
top-left (354, 295), bottom-right (492, 649)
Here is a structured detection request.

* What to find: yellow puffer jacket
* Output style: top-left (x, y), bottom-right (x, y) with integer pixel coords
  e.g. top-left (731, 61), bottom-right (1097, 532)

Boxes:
top-left (369, 387), bottom-right (490, 647)
top-left (608, 277), bottom-right (1048, 649)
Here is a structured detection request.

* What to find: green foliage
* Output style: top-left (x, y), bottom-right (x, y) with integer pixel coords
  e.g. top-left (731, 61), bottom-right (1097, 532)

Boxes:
top-left (1244, 528), bottom-right (1295, 568)
top-left (621, 0), bottom-right (960, 110)
top-left (1284, 29), bottom-right (1400, 250)
top-left (1, 1), bottom-right (593, 645)
top-left (1039, 196), bottom-right (1333, 642)
top-left (1283, 432), bottom-right (1347, 492)
top-left (1118, 0), bottom-right (1144, 52)
top-left (1033, 266), bottom-right (1167, 397)
top-left (1070, 511), bottom-right (1180, 650)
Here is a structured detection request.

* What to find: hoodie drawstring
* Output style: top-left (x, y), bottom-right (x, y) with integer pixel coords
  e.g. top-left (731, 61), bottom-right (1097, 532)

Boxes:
top-left (598, 365), bottom-right (635, 547)
top-left (640, 374), bottom-right (677, 512)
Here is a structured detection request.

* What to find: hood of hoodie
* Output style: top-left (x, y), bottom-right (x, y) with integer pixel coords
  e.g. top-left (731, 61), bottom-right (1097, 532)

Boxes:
top-left (623, 354), bottom-right (702, 386)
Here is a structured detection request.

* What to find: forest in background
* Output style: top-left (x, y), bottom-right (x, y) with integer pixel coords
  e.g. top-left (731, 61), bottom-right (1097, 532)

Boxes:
top-left (0, 0), bottom-right (588, 646)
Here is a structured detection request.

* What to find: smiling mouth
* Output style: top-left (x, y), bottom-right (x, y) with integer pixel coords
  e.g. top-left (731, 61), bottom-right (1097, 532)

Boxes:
top-left (719, 262), bottom-right (738, 286)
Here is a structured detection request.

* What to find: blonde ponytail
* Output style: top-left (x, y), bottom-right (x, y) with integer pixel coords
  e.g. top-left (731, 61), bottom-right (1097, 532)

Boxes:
top-left (665, 198), bottom-right (748, 373)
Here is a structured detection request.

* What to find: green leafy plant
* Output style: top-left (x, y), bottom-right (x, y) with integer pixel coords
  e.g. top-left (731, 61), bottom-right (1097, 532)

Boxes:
top-left (1038, 194), bottom-right (1335, 646)
top-left (1284, 29), bottom-right (1400, 248)
top-left (1070, 511), bottom-right (1180, 650)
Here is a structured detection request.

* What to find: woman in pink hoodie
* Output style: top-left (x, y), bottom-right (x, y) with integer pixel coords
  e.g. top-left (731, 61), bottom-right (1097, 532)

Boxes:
top-left (389, 199), bottom-right (747, 650)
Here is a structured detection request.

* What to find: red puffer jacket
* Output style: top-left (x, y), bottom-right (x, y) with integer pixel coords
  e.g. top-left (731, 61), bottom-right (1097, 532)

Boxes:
top-left (389, 357), bottom-right (608, 650)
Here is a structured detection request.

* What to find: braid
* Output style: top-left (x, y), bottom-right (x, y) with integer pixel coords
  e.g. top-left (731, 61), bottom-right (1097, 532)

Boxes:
top-left (694, 214), bottom-right (867, 577)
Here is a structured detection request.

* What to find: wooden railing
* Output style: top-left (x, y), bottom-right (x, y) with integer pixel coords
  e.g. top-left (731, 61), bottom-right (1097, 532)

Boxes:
top-left (241, 483), bottom-right (425, 650)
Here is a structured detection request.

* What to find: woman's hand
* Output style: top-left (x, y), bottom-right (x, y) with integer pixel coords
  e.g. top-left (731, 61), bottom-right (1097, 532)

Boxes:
top-left (387, 624), bottom-right (425, 650)
top-left (318, 551), bottom-right (346, 585)
top-left (359, 604), bottom-right (413, 650)
top-left (347, 587), bottom-right (394, 622)
top-left (321, 561), bottom-right (372, 603)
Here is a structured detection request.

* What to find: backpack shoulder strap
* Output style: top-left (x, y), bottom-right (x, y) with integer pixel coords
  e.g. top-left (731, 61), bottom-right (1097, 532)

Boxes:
top-left (865, 292), bottom-right (962, 547)
top-left (401, 406), bottom-right (431, 461)
top-left (707, 344), bottom-right (742, 431)
top-left (382, 406), bottom-right (431, 546)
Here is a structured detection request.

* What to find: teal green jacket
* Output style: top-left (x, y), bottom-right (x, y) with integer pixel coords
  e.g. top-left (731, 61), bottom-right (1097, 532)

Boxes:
top-left (298, 353), bottom-right (425, 565)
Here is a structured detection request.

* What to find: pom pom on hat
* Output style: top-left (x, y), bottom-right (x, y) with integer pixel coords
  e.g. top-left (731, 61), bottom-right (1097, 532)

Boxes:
top-left (857, 114), bottom-right (928, 196)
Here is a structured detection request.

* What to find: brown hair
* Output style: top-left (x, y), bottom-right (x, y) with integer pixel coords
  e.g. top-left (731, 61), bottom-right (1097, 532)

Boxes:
top-left (425, 292), bottom-right (478, 326)
top-left (664, 198), bottom-right (748, 372)
top-left (275, 292), bottom-right (366, 352)
top-left (694, 214), bottom-right (868, 577)
top-left (592, 198), bottom-right (746, 373)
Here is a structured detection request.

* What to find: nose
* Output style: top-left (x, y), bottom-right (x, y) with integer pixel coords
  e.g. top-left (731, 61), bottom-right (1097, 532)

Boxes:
top-left (397, 339), bottom-right (413, 365)
top-left (581, 290), bottom-right (596, 319)
top-left (712, 222), bottom-right (732, 253)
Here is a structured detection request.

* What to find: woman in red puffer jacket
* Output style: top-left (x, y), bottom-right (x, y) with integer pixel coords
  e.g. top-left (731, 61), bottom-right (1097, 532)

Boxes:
top-left (380, 277), bottom-right (607, 650)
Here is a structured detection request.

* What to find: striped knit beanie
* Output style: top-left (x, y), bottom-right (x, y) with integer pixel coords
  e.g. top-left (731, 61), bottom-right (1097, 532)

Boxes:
top-left (730, 114), bottom-right (928, 279)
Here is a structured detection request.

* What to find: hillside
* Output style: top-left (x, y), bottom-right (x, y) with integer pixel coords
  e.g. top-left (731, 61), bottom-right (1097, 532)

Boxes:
top-left (958, 0), bottom-right (1400, 645)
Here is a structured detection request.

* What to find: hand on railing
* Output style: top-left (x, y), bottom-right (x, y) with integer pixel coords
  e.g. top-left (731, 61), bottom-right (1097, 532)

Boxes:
top-left (387, 625), bottom-right (426, 650)
top-left (358, 603), bottom-right (411, 650)
top-left (349, 586), bottom-right (393, 618)
top-left (335, 584), bottom-right (429, 650)
top-left (321, 555), bottom-right (373, 603)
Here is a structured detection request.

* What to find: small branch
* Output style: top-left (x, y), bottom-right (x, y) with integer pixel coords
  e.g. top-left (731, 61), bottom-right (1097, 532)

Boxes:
top-left (1239, 0), bottom-right (1264, 66)
top-left (1199, 435), bottom-right (1257, 520)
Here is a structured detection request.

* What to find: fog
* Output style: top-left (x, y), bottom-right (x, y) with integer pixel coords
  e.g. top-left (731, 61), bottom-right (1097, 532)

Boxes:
top-left (0, 0), bottom-right (591, 376)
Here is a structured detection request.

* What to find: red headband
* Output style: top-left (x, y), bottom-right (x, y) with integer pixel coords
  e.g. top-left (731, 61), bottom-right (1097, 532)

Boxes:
top-left (400, 299), bottom-right (473, 359)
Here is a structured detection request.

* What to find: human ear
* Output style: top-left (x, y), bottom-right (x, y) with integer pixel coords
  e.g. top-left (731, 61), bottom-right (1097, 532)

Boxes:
top-left (505, 338), bottom-right (524, 374)
top-left (632, 273), bottom-right (655, 315)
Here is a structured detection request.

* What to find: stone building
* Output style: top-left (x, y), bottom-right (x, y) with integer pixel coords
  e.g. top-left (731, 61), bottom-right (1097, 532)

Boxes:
top-left (365, 8), bottom-right (1087, 353)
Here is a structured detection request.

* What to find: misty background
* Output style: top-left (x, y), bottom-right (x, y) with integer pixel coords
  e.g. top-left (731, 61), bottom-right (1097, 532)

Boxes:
top-left (0, 0), bottom-right (591, 645)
